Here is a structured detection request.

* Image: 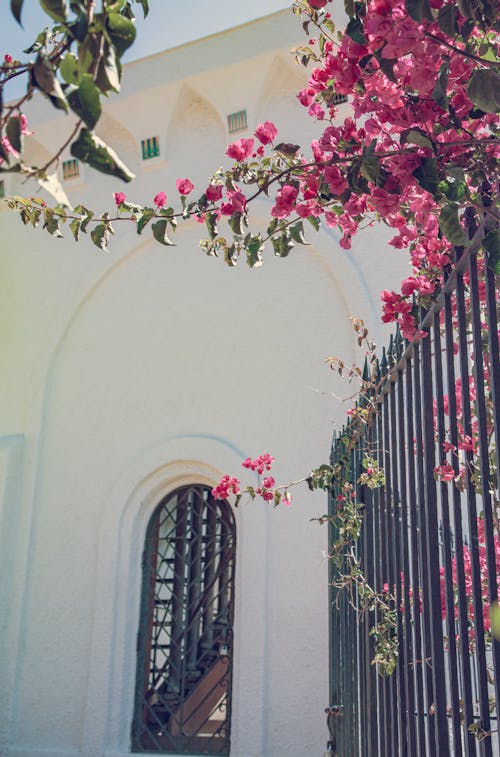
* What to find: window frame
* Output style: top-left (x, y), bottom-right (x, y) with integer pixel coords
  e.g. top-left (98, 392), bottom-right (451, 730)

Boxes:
top-left (132, 484), bottom-right (236, 755)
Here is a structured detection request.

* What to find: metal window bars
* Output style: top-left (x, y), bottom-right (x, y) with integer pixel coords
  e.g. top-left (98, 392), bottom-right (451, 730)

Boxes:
top-left (328, 224), bottom-right (500, 756)
top-left (141, 136), bottom-right (160, 160)
top-left (227, 110), bottom-right (247, 134)
top-left (62, 159), bottom-right (79, 180)
top-left (132, 485), bottom-right (236, 755)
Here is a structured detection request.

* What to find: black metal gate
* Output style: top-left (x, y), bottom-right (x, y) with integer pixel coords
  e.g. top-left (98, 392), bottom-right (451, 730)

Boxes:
top-left (328, 235), bottom-right (500, 756)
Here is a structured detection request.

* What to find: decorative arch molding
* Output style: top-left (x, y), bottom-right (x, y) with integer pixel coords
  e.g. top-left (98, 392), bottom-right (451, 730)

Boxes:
top-left (81, 434), bottom-right (268, 756)
top-left (254, 54), bottom-right (308, 126)
top-left (96, 112), bottom-right (140, 172)
top-left (166, 84), bottom-right (226, 179)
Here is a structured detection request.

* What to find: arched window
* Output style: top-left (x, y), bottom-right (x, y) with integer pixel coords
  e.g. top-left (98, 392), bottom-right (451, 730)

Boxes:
top-left (132, 484), bottom-right (236, 755)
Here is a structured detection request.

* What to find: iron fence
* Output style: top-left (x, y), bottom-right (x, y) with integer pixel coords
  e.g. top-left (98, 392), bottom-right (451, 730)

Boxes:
top-left (328, 229), bottom-right (500, 756)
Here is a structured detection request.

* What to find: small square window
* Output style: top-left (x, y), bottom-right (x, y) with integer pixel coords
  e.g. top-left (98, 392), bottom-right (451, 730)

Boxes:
top-left (332, 93), bottom-right (348, 105)
top-left (0, 180), bottom-right (4, 199)
top-left (141, 136), bottom-right (160, 160)
top-left (227, 110), bottom-right (247, 134)
top-left (62, 159), bottom-right (79, 180)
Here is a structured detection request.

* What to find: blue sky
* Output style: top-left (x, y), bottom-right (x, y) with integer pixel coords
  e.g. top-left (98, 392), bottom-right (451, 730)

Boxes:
top-left (1, 1), bottom-right (291, 64)
top-left (1, 1), bottom-right (290, 98)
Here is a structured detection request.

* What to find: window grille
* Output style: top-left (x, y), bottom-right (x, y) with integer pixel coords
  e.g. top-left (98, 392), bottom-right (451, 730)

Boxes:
top-left (62, 158), bottom-right (79, 180)
top-left (332, 93), bottom-right (348, 105)
top-left (227, 110), bottom-right (247, 134)
top-left (132, 484), bottom-right (236, 755)
top-left (141, 136), bottom-right (160, 160)
top-left (0, 180), bottom-right (4, 199)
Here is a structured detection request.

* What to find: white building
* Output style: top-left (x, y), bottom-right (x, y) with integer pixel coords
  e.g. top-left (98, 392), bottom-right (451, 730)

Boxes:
top-left (0, 9), bottom-right (409, 757)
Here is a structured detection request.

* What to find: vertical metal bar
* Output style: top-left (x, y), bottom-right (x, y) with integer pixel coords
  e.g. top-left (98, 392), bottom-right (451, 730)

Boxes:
top-left (456, 259), bottom-right (492, 755)
top-left (168, 490), bottom-right (188, 694)
top-left (432, 309), bottom-right (463, 755)
top-left (186, 487), bottom-right (203, 672)
top-left (376, 407), bottom-right (388, 757)
top-left (405, 355), bottom-right (426, 756)
top-left (390, 374), bottom-right (407, 754)
top-left (397, 364), bottom-right (417, 756)
top-left (469, 251), bottom-right (500, 717)
top-left (413, 343), bottom-right (436, 757)
top-left (201, 495), bottom-right (217, 653)
top-left (443, 288), bottom-right (476, 756)
top-left (382, 390), bottom-right (398, 757)
top-left (420, 321), bottom-right (450, 755)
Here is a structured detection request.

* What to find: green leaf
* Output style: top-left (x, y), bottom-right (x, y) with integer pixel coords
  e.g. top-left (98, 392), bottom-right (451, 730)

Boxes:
top-left (152, 219), bottom-right (175, 246)
top-left (6, 116), bottom-right (22, 154)
top-left (402, 128), bottom-right (433, 150)
top-left (205, 211), bottom-right (218, 240)
top-left (59, 52), bottom-right (79, 84)
top-left (246, 235), bottom-right (264, 267)
top-left (405, 0), bottom-right (432, 21)
top-left (91, 222), bottom-right (111, 251)
top-left (272, 232), bottom-right (294, 258)
top-left (136, 208), bottom-right (155, 234)
top-left (67, 74), bottom-right (102, 129)
top-left (439, 203), bottom-right (467, 246)
top-left (413, 157), bottom-right (439, 196)
top-left (344, 0), bottom-right (354, 16)
top-left (95, 42), bottom-right (121, 93)
top-left (32, 54), bottom-right (69, 112)
top-left (438, 179), bottom-right (466, 202)
top-left (0, 140), bottom-right (9, 164)
top-left (39, 0), bottom-right (69, 22)
top-left (134, 0), bottom-right (149, 16)
top-left (432, 59), bottom-right (450, 112)
top-left (69, 218), bottom-right (80, 241)
top-left (68, 12), bottom-right (88, 41)
top-left (70, 128), bottom-right (134, 182)
top-left (467, 69), bottom-right (500, 113)
top-left (491, 602), bottom-right (500, 641)
top-left (11, 0), bottom-right (24, 25)
top-left (437, 4), bottom-right (458, 35)
top-left (345, 17), bottom-right (367, 44)
top-left (289, 220), bottom-right (310, 245)
top-left (483, 227), bottom-right (500, 273)
top-left (224, 243), bottom-right (238, 266)
top-left (228, 211), bottom-right (244, 236)
top-left (361, 144), bottom-right (381, 185)
top-left (106, 12), bottom-right (136, 57)
top-left (307, 214), bottom-right (320, 232)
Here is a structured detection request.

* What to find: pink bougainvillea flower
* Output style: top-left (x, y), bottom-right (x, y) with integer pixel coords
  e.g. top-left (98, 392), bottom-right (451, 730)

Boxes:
top-left (4, 54), bottom-right (12, 64)
top-left (212, 474), bottom-right (241, 500)
top-left (176, 178), bottom-right (194, 195)
top-left (254, 121), bottom-right (277, 145)
top-left (205, 184), bottom-right (223, 202)
top-left (271, 184), bottom-right (299, 219)
top-left (19, 114), bottom-right (33, 135)
top-left (225, 138), bottom-right (254, 162)
top-left (153, 191), bottom-right (167, 208)
top-left (1, 136), bottom-right (19, 159)
top-left (309, 0), bottom-right (329, 7)
top-left (282, 491), bottom-right (292, 506)
top-left (113, 191), bottom-right (126, 206)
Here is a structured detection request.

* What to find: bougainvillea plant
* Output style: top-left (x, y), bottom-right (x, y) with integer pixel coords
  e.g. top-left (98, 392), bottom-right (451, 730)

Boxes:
top-left (5, 0), bottom-right (499, 339)
top-left (3, 0), bottom-right (499, 678)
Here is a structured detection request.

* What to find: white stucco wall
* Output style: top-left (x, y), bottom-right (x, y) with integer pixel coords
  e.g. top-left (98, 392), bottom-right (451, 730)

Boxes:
top-left (0, 10), bottom-right (410, 757)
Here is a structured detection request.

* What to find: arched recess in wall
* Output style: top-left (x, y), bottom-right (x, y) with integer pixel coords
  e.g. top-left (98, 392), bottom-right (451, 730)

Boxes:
top-left (6, 137), bottom-right (52, 196)
top-left (166, 85), bottom-right (226, 187)
top-left (96, 112), bottom-right (140, 174)
top-left (131, 483), bottom-right (236, 755)
top-left (254, 55), bottom-right (310, 135)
